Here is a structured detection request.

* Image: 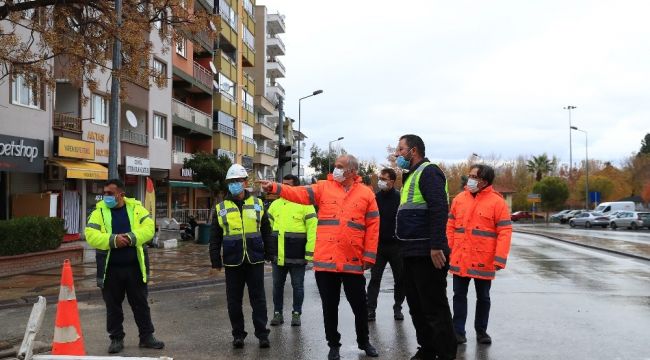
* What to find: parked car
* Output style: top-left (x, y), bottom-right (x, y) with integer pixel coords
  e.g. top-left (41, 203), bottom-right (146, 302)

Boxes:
top-left (606, 210), bottom-right (624, 220)
top-left (550, 210), bottom-right (572, 222)
top-left (511, 211), bottom-right (545, 221)
top-left (568, 212), bottom-right (610, 228)
top-left (593, 201), bottom-right (635, 215)
top-left (561, 210), bottom-right (587, 224)
top-left (610, 211), bottom-right (650, 230)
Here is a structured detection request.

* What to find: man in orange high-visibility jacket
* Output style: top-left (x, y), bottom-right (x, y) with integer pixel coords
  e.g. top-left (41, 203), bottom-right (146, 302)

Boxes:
top-left (446, 164), bottom-right (512, 346)
top-left (259, 154), bottom-right (380, 360)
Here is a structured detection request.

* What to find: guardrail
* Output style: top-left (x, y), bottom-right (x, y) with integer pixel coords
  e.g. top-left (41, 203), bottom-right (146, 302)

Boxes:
top-left (53, 113), bottom-right (82, 133)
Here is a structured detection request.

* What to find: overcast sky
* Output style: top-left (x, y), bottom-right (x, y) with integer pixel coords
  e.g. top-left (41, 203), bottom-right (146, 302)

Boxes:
top-left (260, 0), bottom-right (650, 167)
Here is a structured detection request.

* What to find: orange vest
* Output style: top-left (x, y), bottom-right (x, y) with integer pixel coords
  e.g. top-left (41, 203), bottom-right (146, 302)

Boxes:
top-left (446, 186), bottom-right (512, 280)
top-left (271, 175), bottom-right (379, 274)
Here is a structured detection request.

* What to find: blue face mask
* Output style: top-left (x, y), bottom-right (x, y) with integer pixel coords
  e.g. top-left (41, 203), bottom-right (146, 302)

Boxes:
top-left (228, 182), bottom-right (244, 196)
top-left (103, 195), bottom-right (117, 208)
top-left (396, 148), bottom-right (413, 169)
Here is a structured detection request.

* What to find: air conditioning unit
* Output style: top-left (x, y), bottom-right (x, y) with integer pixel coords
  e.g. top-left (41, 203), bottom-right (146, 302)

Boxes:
top-left (46, 163), bottom-right (65, 181)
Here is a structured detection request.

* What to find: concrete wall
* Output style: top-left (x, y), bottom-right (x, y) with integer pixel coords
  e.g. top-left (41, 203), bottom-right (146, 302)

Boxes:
top-left (149, 31), bottom-right (173, 170)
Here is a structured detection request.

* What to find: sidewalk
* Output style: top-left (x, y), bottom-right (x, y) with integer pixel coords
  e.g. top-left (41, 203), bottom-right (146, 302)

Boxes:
top-left (514, 224), bottom-right (650, 261)
top-left (0, 230), bottom-right (223, 309)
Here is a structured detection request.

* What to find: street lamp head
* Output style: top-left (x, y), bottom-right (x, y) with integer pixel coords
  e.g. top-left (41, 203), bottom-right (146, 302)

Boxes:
top-left (564, 105), bottom-right (577, 110)
top-left (570, 126), bottom-right (578, 130)
top-left (337, 136), bottom-right (344, 141)
top-left (313, 90), bottom-right (323, 95)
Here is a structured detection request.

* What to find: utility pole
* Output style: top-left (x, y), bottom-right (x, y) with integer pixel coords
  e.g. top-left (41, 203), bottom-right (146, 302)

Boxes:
top-left (276, 96), bottom-right (284, 182)
top-left (108, 0), bottom-right (123, 179)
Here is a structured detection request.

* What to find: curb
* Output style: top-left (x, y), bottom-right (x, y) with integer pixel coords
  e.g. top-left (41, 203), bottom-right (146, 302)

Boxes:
top-left (514, 230), bottom-right (650, 262)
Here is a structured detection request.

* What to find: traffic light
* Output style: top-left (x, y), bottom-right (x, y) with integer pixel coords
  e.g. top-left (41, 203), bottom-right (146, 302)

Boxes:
top-left (278, 144), bottom-right (296, 168)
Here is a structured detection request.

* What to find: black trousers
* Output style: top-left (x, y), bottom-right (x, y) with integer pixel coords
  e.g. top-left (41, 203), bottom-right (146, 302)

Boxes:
top-left (315, 271), bottom-right (369, 348)
top-left (101, 264), bottom-right (154, 340)
top-left (224, 262), bottom-right (270, 340)
top-left (366, 242), bottom-right (405, 312)
top-left (403, 256), bottom-right (457, 360)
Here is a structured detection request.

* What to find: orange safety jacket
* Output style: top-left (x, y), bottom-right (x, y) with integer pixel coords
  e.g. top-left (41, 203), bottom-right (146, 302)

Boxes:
top-left (446, 185), bottom-right (512, 280)
top-left (270, 174), bottom-right (379, 274)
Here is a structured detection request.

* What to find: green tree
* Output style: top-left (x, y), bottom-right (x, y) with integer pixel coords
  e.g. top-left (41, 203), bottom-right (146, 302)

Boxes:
top-left (184, 152), bottom-right (231, 202)
top-left (576, 175), bottom-right (614, 203)
top-left (309, 143), bottom-right (346, 180)
top-left (533, 176), bottom-right (569, 216)
top-left (527, 154), bottom-right (557, 181)
top-left (640, 133), bottom-right (650, 155)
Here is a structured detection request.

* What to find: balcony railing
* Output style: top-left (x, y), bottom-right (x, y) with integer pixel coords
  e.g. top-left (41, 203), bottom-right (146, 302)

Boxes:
top-left (256, 145), bottom-right (276, 157)
top-left (217, 123), bottom-right (236, 137)
top-left (243, 135), bottom-right (255, 144)
top-left (216, 148), bottom-right (235, 162)
top-left (266, 36), bottom-right (286, 55)
top-left (172, 99), bottom-right (212, 130)
top-left (53, 112), bottom-right (82, 133)
top-left (195, 31), bottom-right (212, 50)
top-left (267, 59), bottom-right (286, 73)
top-left (193, 62), bottom-right (213, 89)
top-left (120, 129), bottom-right (148, 146)
top-left (172, 150), bottom-right (193, 164)
top-left (256, 116), bottom-right (276, 130)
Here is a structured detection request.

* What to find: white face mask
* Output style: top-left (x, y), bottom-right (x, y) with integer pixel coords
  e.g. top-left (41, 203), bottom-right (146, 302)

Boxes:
top-left (467, 178), bottom-right (480, 193)
top-left (377, 180), bottom-right (389, 190)
top-left (332, 168), bottom-right (346, 182)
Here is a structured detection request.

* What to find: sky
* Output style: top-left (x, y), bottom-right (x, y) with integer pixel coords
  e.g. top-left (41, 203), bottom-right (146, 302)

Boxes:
top-left (260, 0), bottom-right (650, 168)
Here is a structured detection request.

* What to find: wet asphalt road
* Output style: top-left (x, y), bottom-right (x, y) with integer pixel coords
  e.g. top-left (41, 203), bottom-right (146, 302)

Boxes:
top-left (2, 232), bottom-right (649, 360)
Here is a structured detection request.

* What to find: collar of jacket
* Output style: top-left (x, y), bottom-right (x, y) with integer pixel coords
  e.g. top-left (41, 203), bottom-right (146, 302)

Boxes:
top-left (96, 197), bottom-right (141, 210)
top-left (224, 190), bottom-right (251, 202)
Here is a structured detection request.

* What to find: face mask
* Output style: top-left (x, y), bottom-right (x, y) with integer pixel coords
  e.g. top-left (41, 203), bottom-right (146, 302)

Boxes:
top-left (103, 195), bottom-right (117, 208)
top-left (467, 178), bottom-right (480, 193)
top-left (332, 168), bottom-right (346, 182)
top-left (377, 180), bottom-right (389, 190)
top-left (396, 156), bottom-right (410, 169)
top-left (228, 182), bottom-right (244, 196)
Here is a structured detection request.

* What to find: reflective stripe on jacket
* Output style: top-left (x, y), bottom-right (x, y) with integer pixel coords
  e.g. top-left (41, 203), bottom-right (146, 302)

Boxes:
top-left (84, 198), bottom-right (155, 287)
top-left (446, 186), bottom-right (512, 280)
top-left (267, 199), bottom-right (317, 266)
top-left (396, 161), bottom-right (448, 241)
top-left (270, 174), bottom-right (379, 274)
top-left (216, 196), bottom-right (265, 266)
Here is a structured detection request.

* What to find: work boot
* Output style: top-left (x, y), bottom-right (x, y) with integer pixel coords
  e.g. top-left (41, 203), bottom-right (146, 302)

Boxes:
top-left (456, 332), bottom-right (467, 344)
top-left (232, 338), bottom-right (245, 349)
top-left (291, 311), bottom-right (301, 326)
top-left (270, 311), bottom-right (284, 326)
top-left (259, 338), bottom-right (270, 348)
top-left (394, 309), bottom-right (404, 320)
top-left (328, 346), bottom-right (341, 360)
top-left (367, 309), bottom-right (376, 322)
top-left (476, 330), bottom-right (492, 344)
top-left (108, 338), bottom-right (124, 354)
top-left (359, 343), bottom-right (379, 357)
top-left (139, 334), bottom-right (165, 349)
top-left (410, 347), bottom-right (435, 360)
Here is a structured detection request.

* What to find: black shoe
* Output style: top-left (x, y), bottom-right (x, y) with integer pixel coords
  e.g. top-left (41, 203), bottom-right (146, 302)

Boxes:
top-left (259, 338), bottom-right (270, 348)
top-left (139, 335), bottom-right (164, 349)
top-left (394, 309), bottom-right (404, 320)
top-left (409, 347), bottom-right (425, 360)
top-left (328, 346), bottom-right (341, 360)
top-left (108, 338), bottom-right (124, 354)
top-left (232, 338), bottom-right (245, 349)
top-left (477, 330), bottom-right (492, 344)
top-left (456, 332), bottom-right (467, 344)
top-left (359, 343), bottom-right (379, 357)
top-left (367, 310), bottom-right (376, 322)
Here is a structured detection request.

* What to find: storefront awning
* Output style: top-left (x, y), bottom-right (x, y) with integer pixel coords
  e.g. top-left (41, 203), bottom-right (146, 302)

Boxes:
top-left (54, 160), bottom-right (108, 180)
top-left (169, 180), bottom-right (207, 189)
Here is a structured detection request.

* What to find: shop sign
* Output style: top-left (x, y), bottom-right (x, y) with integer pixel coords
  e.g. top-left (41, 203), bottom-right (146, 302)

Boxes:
top-left (181, 168), bottom-right (194, 177)
top-left (86, 131), bottom-right (109, 159)
top-left (126, 156), bottom-right (150, 176)
top-left (0, 134), bottom-right (44, 173)
top-left (54, 136), bottom-right (95, 160)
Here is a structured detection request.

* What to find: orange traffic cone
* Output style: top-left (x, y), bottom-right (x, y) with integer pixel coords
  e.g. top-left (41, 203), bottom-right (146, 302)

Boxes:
top-left (51, 259), bottom-right (85, 355)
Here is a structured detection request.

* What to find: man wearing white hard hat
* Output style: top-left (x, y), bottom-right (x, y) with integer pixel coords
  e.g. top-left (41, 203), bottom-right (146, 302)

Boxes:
top-left (210, 164), bottom-right (272, 349)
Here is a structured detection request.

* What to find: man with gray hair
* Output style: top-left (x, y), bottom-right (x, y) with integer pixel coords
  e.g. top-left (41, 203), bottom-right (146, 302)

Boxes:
top-left (259, 154), bottom-right (380, 360)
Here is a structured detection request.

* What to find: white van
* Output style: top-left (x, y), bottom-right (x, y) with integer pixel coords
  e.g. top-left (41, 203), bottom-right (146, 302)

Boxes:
top-left (593, 201), bottom-right (635, 215)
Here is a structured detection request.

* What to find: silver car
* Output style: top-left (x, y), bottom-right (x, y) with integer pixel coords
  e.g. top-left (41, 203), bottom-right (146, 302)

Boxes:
top-left (569, 212), bottom-right (610, 228)
top-left (610, 211), bottom-right (650, 230)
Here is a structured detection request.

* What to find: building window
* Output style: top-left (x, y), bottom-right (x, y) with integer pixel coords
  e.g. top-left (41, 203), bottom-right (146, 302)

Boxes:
top-left (153, 58), bottom-right (167, 77)
top-left (176, 37), bottom-right (187, 58)
top-left (242, 89), bottom-right (254, 113)
top-left (218, 73), bottom-right (235, 100)
top-left (243, 26), bottom-right (255, 49)
top-left (154, 114), bottom-right (167, 139)
top-left (91, 93), bottom-right (108, 125)
top-left (174, 135), bottom-right (185, 152)
top-left (11, 73), bottom-right (41, 109)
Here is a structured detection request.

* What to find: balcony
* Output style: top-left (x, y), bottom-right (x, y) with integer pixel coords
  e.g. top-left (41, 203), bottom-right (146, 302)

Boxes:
top-left (216, 148), bottom-right (235, 162)
top-left (267, 13), bottom-right (286, 35)
top-left (194, 31), bottom-right (213, 53)
top-left (266, 36), bottom-right (285, 57)
top-left (254, 118), bottom-right (276, 140)
top-left (216, 123), bottom-right (236, 137)
top-left (172, 99), bottom-right (212, 137)
top-left (193, 62), bottom-right (213, 90)
top-left (265, 83), bottom-right (285, 105)
top-left (254, 145), bottom-right (276, 166)
top-left (172, 150), bottom-right (193, 165)
top-left (266, 59), bottom-right (286, 78)
top-left (120, 129), bottom-right (148, 146)
top-left (53, 113), bottom-right (82, 133)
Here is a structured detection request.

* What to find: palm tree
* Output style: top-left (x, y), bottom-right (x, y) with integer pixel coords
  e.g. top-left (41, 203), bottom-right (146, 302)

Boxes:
top-left (527, 154), bottom-right (556, 181)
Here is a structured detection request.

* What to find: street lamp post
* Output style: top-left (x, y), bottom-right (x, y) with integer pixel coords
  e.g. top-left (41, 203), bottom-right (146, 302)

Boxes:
top-left (564, 106), bottom-right (576, 179)
top-left (298, 90), bottom-right (323, 179)
top-left (571, 126), bottom-right (588, 209)
top-left (328, 137), bottom-right (344, 173)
